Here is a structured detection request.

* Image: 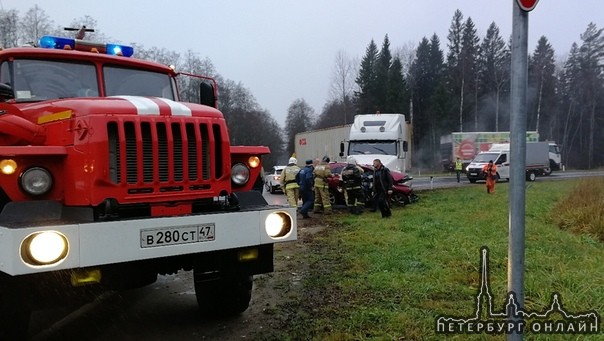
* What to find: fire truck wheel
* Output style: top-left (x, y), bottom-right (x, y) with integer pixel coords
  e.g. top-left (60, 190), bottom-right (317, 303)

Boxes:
top-left (193, 272), bottom-right (253, 316)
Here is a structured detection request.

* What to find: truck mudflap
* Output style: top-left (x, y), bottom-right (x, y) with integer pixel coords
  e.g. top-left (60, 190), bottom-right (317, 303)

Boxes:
top-left (0, 205), bottom-right (297, 276)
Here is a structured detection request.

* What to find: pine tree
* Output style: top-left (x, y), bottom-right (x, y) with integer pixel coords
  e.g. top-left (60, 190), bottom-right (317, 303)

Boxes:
top-left (460, 17), bottom-right (481, 131)
top-left (374, 35), bottom-right (392, 109)
top-left (528, 36), bottom-right (557, 138)
top-left (446, 10), bottom-right (465, 131)
top-left (480, 22), bottom-right (509, 131)
top-left (355, 40), bottom-right (379, 114)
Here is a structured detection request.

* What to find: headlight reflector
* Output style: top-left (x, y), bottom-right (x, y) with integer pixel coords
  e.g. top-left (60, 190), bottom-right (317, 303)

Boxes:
top-left (20, 167), bottom-right (53, 196)
top-left (231, 163), bottom-right (250, 185)
top-left (265, 212), bottom-right (292, 238)
top-left (21, 231), bottom-right (69, 265)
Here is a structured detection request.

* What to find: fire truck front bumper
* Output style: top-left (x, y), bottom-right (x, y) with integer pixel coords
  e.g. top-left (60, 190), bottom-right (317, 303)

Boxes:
top-left (0, 207), bottom-right (297, 276)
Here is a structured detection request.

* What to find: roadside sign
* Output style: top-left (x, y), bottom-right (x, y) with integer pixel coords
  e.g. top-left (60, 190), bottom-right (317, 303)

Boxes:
top-left (516, 0), bottom-right (539, 12)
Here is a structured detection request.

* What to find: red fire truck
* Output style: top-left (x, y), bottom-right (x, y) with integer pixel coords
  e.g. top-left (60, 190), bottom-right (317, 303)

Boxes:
top-left (0, 34), bottom-right (296, 338)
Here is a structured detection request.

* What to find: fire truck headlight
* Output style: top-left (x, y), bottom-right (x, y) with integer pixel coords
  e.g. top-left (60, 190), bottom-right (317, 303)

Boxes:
top-left (0, 159), bottom-right (17, 175)
top-left (21, 231), bottom-right (68, 266)
top-left (231, 163), bottom-right (250, 185)
top-left (265, 212), bottom-right (293, 238)
top-left (20, 167), bottom-right (53, 196)
top-left (248, 156), bottom-right (260, 169)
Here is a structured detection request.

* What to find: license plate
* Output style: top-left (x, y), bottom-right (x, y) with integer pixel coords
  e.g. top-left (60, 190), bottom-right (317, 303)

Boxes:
top-left (470, 172), bottom-right (477, 176)
top-left (140, 223), bottom-right (215, 248)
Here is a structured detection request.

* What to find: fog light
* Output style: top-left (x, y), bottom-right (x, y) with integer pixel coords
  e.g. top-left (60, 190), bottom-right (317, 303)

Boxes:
top-left (265, 212), bottom-right (292, 238)
top-left (71, 269), bottom-right (102, 286)
top-left (22, 231), bottom-right (68, 265)
top-left (0, 159), bottom-right (17, 174)
top-left (238, 248), bottom-right (259, 262)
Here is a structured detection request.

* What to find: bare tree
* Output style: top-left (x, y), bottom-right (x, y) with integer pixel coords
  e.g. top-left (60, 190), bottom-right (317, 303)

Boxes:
top-left (284, 98), bottom-right (316, 154)
top-left (393, 41), bottom-right (417, 78)
top-left (328, 50), bottom-right (357, 124)
top-left (19, 5), bottom-right (52, 45)
top-left (0, 9), bottom-right (19, 47)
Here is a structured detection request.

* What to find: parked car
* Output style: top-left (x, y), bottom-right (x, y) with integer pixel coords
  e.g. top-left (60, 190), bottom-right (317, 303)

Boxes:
top-left (327, 162), bottom-right (418, 207)
top-left (265, 165), bottom-right (286, 194)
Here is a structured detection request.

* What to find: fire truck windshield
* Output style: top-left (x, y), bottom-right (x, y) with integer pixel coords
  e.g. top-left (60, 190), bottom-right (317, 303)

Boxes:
top-left (104, 66), bottom-right (175, 100)
top-left (2, 59), bottom-right (98, 102)
top-left (0, 59), bottom-right (176, 102)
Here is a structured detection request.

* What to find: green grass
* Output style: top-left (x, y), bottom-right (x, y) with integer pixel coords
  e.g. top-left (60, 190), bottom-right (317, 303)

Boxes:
top-left (256, 178), bottom-right (604, 340)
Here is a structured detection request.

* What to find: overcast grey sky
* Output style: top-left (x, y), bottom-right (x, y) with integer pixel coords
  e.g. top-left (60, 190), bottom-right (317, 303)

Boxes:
top-left (4, 1), bottom-right (602, 125)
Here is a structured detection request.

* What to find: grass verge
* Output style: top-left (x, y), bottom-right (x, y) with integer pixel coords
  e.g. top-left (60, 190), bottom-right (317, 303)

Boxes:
top-left (256, 178), bottom-right (604, 340)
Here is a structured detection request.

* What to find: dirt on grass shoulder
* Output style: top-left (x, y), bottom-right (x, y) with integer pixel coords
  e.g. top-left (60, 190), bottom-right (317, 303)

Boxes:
top-left (239, 217), bottom-right (331, 340)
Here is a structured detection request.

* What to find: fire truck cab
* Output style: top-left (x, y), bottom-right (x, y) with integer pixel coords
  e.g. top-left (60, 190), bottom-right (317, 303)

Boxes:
top-left (0, 35), bottom-right (296, 338)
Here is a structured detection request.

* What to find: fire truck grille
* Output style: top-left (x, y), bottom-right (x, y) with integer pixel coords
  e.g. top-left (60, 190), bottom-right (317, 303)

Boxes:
top-left (107, 121), bottom-right (211, 185)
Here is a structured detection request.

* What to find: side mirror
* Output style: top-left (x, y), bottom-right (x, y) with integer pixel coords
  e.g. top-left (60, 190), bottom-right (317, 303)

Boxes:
top-left (339, 142), bottom-right (345, 157)
top-left (0, 83), bottom-right (14, 101)
top-left (199, 81), bottom-right (217, 108)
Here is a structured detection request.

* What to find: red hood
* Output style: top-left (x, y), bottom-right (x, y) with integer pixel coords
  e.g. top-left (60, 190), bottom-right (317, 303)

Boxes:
top-left (15, 96), bottom-right (224, 121)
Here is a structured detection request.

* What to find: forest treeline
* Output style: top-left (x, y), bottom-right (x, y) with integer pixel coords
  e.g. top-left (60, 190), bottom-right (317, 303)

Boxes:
top-left (1, 6), bottom-right (602, 169)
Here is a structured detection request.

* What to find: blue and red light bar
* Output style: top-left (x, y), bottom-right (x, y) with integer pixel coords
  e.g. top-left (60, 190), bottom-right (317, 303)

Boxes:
top-left (38, 36), bottom-right (134, 57)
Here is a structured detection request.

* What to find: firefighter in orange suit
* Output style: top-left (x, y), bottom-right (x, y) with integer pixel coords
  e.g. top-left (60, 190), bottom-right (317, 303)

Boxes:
top-left (482, 160), bottom-right (498, 194)
top-left (313, 156), bottom-right (332, 214)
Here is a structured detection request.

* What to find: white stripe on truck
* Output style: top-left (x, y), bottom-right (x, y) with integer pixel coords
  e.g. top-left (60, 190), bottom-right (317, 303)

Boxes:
top-left (115, 96), bottom-right (160, 115)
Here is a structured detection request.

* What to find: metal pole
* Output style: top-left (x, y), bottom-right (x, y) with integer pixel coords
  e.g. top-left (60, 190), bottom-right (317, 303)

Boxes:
top-left (508, 1), bottom-right (528, 340)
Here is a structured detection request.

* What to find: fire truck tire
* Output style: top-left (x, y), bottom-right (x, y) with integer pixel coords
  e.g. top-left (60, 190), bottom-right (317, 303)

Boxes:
top-left (194, 272), bottom-right (253, 316)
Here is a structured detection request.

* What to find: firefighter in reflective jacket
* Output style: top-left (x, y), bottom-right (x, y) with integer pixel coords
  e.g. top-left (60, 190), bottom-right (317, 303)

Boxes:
top-left (280, 157), bottom-right (301, 208)
top-left (341, 156), bottom-right (365, 214)
top-left (313, 156), bottom-right (332, 214)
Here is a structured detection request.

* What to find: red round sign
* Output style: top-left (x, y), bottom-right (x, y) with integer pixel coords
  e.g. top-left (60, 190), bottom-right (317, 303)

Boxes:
top-left (516, 0), bottom-right (539, 11)
top-left (458, 140), bottom-right (476, 159)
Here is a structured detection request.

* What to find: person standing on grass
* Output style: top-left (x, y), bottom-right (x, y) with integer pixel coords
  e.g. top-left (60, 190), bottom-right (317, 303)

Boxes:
top-left (482, 160), bottom-right (498, 194)
top-left (372, 159), bottom-right (393, 218)
top-left (313, 156), bottom-right (332, 215)
top-left (341, 156), bottom-right (365, 215)
top-left (455, 157), bottom-right (463, 183)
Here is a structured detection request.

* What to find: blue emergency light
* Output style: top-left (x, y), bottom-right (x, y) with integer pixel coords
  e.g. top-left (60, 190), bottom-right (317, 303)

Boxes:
top-left (39, 35), bottom-right (75, 50)
top-left (106, 43), bottom-right (134, 57)
top-left (38, 36), bottom-right (134, 57)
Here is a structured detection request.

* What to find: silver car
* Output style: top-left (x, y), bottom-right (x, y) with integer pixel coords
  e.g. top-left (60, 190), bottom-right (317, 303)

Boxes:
top-left (264, 165), bottom-right (286, 194)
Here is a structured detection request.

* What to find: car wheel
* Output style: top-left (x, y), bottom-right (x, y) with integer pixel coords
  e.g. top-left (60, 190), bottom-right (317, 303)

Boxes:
top-left (543, 167), bottom-right (552, 176)
top-left (329, 190), bottom-right (337, 205)
top-left (527, 172), bottom-right (537, 182)
top-left (391, 193), bottom-right (407, 207)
